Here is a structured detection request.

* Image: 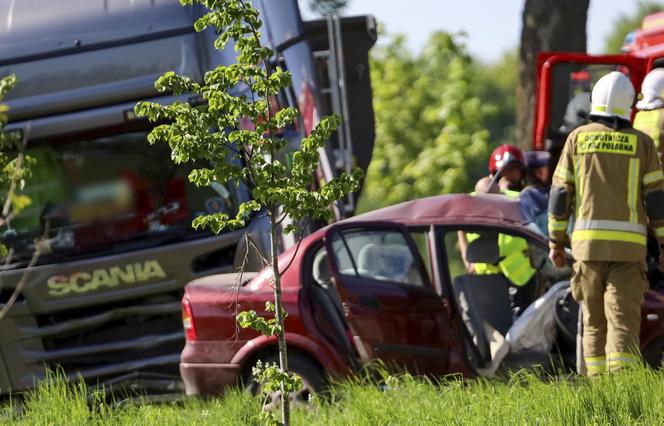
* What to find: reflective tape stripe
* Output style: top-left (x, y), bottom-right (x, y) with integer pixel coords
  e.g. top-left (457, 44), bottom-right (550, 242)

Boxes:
top-left (644, 169), bottom-right (664, 185)
top-left (574, 156), bottom-right (583, 217)
top-left (572, 230), bottom-right (647, 245)
top-left (585, 356), bottom-right (606, 376)
top-left (628, 158), bottom-right (640, 223)
top-left (594, 106), bottom-right (626, 115)
top-left (549, 218), bottom-right (568, 232)
top-left (553, 167), bottom-right (574, 183)
top-left (585, 356), bottom-right (606, 364)
top-left (607, 352), bottom-right (639, 361)
top-left (574, 220), bottom-right (646, 235)
top-left (607, 352), bottom-right (640, 369)
top-left (656, 227), bottom-right (664, 238)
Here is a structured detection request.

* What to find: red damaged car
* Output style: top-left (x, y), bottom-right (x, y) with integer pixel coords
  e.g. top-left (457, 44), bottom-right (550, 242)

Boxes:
top-left (179, 194), bottom-right (664, 397)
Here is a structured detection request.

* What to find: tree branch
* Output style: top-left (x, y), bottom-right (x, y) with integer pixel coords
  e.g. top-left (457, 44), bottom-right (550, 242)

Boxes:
top-left (278, 230), bottom-right (305, 276)
top-left (0, 221), bottom-right (48, 321)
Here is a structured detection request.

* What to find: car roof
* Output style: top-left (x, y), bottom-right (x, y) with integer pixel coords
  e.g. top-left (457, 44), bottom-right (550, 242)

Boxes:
top-left (253, 193), bottom-right (538, 290)
top-left (348, 193), bottom-right (526, 227)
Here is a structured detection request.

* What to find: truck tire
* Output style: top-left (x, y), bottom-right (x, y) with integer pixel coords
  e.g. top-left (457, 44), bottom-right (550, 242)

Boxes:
top-left (244, 351), bottom-right (325, 407)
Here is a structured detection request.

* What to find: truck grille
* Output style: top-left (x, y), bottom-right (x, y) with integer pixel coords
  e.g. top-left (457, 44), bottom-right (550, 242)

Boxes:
top-left (19, 293), bottom-right (184, 386)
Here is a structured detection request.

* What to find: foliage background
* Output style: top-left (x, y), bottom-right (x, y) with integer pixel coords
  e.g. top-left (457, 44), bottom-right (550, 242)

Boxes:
top-left (357, 3), bottom-right (657, 212)
top-left (357, 32), bottom-right (509, 213)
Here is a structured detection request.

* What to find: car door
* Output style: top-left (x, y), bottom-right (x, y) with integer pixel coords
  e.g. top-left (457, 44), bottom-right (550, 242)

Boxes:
top-left (324, 221), bottom-right (452, 375)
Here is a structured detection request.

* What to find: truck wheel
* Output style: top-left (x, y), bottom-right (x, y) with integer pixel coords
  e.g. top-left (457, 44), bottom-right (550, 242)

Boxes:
top-left (244, 351), bottom-right (325, 408)
top-left (642, 335), bottom-right (664, 369)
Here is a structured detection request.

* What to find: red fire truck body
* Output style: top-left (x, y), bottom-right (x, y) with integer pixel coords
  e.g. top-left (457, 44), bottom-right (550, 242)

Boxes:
top-left (534, 11), bottom-right (664, 153)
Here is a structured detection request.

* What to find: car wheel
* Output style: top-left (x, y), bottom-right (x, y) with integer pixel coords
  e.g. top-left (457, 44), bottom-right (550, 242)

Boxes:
top-left (244, 351), bottom-right (325, 409)
top-left (642, 335), bottom-right (664, 368)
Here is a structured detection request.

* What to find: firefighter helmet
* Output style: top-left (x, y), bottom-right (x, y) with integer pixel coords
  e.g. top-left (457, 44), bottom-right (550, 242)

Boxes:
top-left (489, 144), bottom-right (525, 175)
top-left (637, 68), bottom-right (664, 111)
top-left (590, 71), bottom-right (635, 121)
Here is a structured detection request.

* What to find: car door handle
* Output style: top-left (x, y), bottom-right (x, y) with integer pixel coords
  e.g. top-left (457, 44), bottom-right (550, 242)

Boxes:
top-left (358, 295), bottom-right (380, 310)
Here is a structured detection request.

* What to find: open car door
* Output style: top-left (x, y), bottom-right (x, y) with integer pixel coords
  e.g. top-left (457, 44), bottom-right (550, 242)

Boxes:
top-left (324, 221), bottom-right (453, 375)
top-left (533, 52), bottom-right (647, 157)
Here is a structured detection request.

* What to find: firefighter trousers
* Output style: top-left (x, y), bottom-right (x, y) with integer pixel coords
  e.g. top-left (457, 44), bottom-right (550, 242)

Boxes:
top-left (570, 260), bottom-right (648, 375)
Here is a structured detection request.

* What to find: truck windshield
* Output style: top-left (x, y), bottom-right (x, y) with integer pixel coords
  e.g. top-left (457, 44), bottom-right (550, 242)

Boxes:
top-left (548, 64), bottom-right (630, 145)
top-left (4, 127), bottom-right (246, 263)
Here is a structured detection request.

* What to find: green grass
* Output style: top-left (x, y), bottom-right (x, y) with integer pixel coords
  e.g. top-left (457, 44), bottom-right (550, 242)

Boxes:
top-left (3, 367), bottom-right (664, 425)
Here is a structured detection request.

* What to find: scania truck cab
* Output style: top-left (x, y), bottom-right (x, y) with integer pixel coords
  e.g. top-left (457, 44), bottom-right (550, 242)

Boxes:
top-left (0, 0), bottom-right (375, 396)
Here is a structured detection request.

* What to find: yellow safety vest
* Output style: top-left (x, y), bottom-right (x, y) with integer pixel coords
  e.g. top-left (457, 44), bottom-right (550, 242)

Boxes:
top-left (468, 190), bottom-right (536, 286)
top-left (467, 232), bottom-right (535, 286)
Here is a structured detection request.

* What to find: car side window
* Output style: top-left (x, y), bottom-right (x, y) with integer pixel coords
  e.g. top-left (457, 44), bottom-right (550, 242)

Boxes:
top-left (330, 229), bottom-right (425, 286)
top-left (444, 231), bottom-right (470, 284)
top-left (410, 230), bottom-right (432, 282)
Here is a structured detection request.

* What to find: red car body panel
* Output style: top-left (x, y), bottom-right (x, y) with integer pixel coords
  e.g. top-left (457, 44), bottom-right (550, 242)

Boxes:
top-left (180, 194), bottom-right (664, 395)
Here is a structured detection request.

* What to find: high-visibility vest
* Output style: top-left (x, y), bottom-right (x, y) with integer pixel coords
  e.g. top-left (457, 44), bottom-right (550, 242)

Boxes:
top-left (467, 232), bottom-right (535, 286)
top-left (467, 190), bottom-right (536, 286)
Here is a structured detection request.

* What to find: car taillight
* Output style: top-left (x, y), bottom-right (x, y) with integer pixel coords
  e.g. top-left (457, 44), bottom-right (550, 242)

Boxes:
top-left (182, 296), bottom-right (198, 341)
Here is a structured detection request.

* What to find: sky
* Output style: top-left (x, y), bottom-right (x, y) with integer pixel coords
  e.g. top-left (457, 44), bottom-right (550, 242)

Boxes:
top-left (300, 0), bottom-right (645, 62)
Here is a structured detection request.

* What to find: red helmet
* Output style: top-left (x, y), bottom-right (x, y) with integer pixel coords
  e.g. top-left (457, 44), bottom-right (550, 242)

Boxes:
top-left (488, 144), bottom-right (526, 175)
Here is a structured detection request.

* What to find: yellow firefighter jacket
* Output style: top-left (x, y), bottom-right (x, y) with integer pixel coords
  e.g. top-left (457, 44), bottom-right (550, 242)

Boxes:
top-left (549, 121), bottom-right (664, 262)
top-left (634, 108), bottom-right (664, 167)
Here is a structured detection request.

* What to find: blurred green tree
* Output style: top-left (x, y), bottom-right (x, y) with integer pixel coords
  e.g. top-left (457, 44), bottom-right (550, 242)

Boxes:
top-left (604, 1), bottom-right (664, 53)
top-left (358, 32), bottom-right (493, 213)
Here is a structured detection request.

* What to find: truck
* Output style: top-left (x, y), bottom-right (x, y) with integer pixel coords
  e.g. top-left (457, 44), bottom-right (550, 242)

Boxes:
top-left (533, 11), bottom-right (664, 158)
top-left (0, 0), bottom-right (376, 397)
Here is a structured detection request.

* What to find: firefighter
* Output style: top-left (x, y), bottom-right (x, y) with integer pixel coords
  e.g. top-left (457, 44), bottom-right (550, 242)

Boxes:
top-left (549, 71), bottom-right (664, 375)
top-left (520, 151), bottom-right (551, 235)
top-left (464, 145), bottom-right (536, 316)
top-left (475, 144), bottom-right (527, 194)
top-left (634, 68), bottom-right (664, 166)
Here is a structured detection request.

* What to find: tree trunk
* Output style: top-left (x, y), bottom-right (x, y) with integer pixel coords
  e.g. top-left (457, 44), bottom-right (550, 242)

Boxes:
top-left (516, 0), bottom-right (589, 150)
top-left (269, 214), bottom-right (290, 425)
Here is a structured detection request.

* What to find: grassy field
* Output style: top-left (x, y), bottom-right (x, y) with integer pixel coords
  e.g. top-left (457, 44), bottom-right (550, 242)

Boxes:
top-left (3, 367), bottom-right (664, 425)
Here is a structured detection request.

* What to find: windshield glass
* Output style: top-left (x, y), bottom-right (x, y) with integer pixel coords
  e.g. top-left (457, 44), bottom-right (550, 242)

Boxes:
top-left (547, 63), bottom-right (631, 148)
top-left (5, 127), bottom-right (247, 263)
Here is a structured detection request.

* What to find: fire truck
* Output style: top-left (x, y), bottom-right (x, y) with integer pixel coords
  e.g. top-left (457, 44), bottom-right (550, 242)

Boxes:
top-left (0, 0), bottom-right (375, 396)
top-left (533, 11), bottom-right (664, 157)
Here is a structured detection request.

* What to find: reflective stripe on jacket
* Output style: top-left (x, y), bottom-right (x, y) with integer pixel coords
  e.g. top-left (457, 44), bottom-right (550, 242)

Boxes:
top-left (549, 121), bottom-right (664, 262)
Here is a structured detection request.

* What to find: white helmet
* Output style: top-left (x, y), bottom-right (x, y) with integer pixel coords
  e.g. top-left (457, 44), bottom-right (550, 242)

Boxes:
top-left (637, 68), bottom-right (664, 111)
top-left (590, 71), bottom-right (635, 121)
